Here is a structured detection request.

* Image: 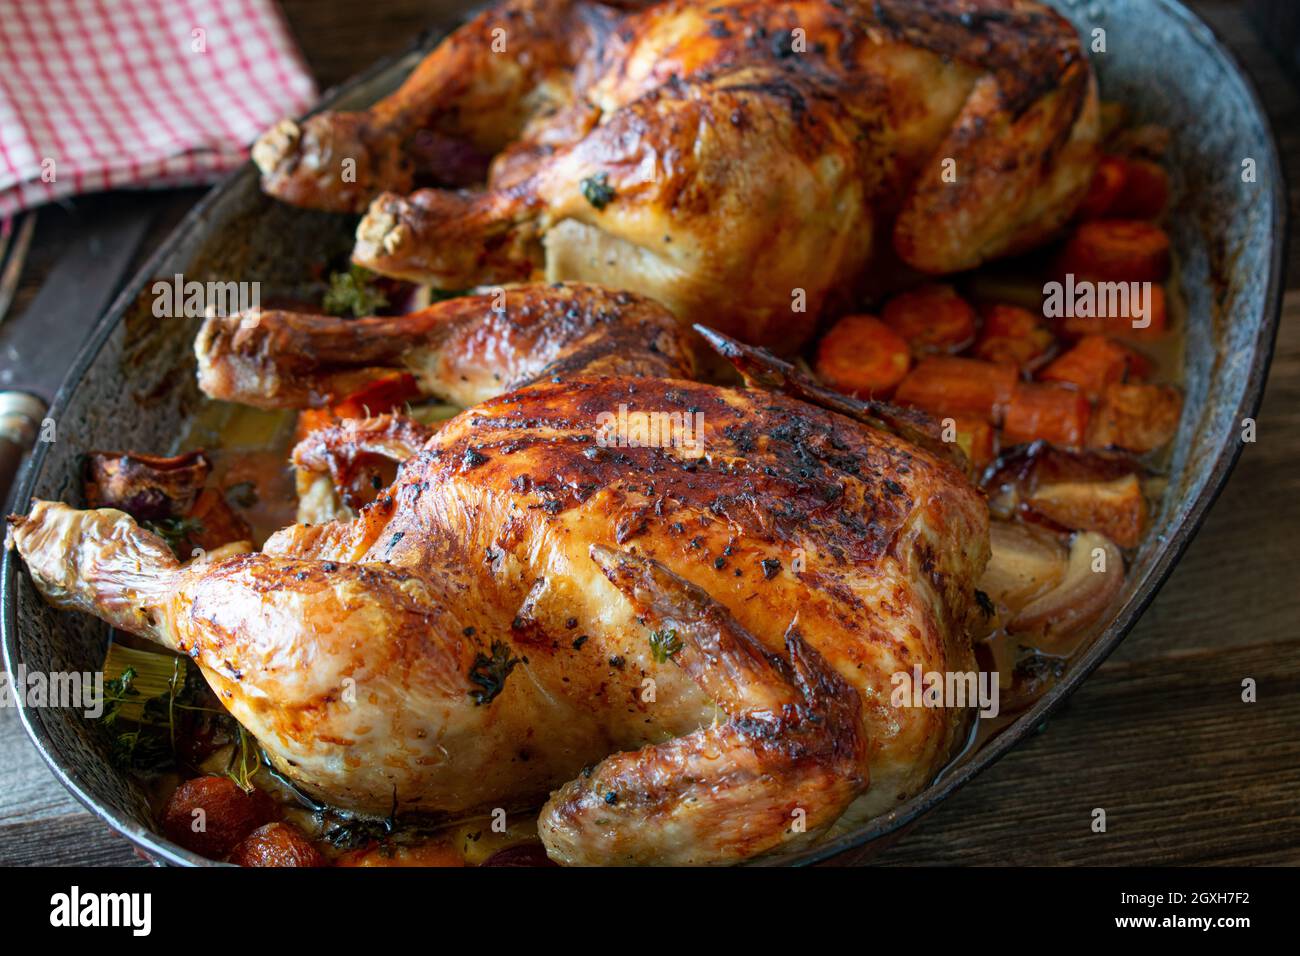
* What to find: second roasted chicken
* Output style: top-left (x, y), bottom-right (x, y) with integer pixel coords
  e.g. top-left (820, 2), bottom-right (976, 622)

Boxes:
top-left (252, 0), bottom-right (1099, 351)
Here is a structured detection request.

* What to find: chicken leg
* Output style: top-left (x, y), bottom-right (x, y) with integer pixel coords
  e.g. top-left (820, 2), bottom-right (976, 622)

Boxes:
top-left (542, 546), bottom-right (868, 865)
top-left (195, 281), bottom-right (694, 409)
top-left (252, 0), bottom-right (627, 212)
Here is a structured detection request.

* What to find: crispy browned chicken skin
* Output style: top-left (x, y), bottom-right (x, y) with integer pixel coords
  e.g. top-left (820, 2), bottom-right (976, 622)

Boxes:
top-left (11, 283), bottom-right (987, 865)
top-left (252, 0), bottom-right (1098, 351)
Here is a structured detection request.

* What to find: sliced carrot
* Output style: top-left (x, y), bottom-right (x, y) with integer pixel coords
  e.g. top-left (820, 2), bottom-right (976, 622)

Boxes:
top-left (1116, 282), bottom-right (1167, 337)
top-left (1077, 156), bottom-right (1127, 220)
top-left (1059, 282), bottom-right (1167, 339)
top-left (1039, 335), bottom-right (1150, 400)
top-left (1026, 474), bottom-right (1148, 549)
top-left (333, 372), bottom-right (423, 420)
top-left (1087, 382), bottom-right (1182, 453)
top-left (881, 284), bottom-right (977, 356)
top-left (1057, 220), bottom-right (1171, 283)
top-left (1077, 156), bottom-right (1169, 221)
top-left (1108, 158), bottom-right (1169, 220)
top-left (950, 416), bottom-right (996, 470)
top-left (894, 357), bottom-right (1017, 424)
top-left (1002, 383), bottom-right (1091, 448)
top-left (814, 314), bottom-right (912, 398)
top-left (973, 304), bottom-right (1054, 370)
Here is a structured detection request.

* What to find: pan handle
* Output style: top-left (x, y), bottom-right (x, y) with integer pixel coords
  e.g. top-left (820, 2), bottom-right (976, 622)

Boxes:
top-left (0, 391), bottom-right (48, 511)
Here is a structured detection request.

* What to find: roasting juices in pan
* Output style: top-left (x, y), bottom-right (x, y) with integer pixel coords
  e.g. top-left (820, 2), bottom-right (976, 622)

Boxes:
top-left (7, 1), bottom-right (1187, 866)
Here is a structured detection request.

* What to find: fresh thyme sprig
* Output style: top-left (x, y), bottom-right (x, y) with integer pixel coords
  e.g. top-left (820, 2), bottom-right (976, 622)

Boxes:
top-left (648, 628), bottom-right (684, 664)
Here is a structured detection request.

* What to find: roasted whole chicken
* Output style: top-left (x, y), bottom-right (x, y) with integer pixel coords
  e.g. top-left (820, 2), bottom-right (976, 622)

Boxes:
top-left (10, 283), bottom-right (988, 865)
top-left (252, 0), bottom-right (1099, 351)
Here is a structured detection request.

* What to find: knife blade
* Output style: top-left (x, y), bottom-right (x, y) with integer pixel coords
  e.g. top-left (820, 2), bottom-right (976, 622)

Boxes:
top-left (0, 194), bottom-right (160, 508)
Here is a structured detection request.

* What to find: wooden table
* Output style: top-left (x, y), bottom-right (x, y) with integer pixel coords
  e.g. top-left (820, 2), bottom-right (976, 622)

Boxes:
top-left (1, 0), bottom-right (1297, 866)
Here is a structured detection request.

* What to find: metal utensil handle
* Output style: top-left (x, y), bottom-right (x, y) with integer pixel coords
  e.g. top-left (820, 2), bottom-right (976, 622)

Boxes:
top-left (0, 391), bottom-right (48, 511)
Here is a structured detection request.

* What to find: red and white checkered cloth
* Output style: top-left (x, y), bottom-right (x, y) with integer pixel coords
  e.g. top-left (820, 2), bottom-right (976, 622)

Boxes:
top-left (0, 0), bottom-right (317, 216)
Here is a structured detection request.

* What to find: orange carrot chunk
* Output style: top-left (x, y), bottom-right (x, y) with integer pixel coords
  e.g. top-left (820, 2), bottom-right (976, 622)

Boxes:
top-left (894, 357), bottom-right (1017, 425)
top-left (814, 314), bottom-right (912, 398)
top-left (333, 372), bottom-right (423, 420)
top-left (881, 283), bottom-right (978, 355)
top-left (1039, 335), bottom-right (1150, 400)
top-left (294, 407), bottom-right (336, 445)
top-left (1077, 156), bottom-right (1128, 220)
top-left (1060, 283), bottom-right (1168, 339)
top-left (1108, 158), bottom-right (1169, 220)
top-left (1003, 383), bottom-right (1091, 448)
top-left (1115, 282), bottom-right (1167, 337)
top-left (973, 304), bottom-right (1055, 370)
top-left (1087, 382), bottom-right (1183, 453)
top-left (1057, 220), bottom-right (1171, 282)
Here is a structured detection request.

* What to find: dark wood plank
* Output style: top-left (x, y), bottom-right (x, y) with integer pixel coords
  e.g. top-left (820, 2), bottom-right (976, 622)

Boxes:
top-left (0, 814), bottom-right (145, 867)
top-left (278, 0), bottom-right (470, 90)
top-left (873, 638), bottom-right (1300, 865)
top-left (0, 704), bottom-right (77, 826)
top-left (1195, 2), bottom-right (1300, 283)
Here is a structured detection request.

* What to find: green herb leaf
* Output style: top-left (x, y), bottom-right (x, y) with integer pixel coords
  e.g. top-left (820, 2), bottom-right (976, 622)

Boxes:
top-left (101, 665), bottom-right (140, 729)
top-left (142, 516), bottom-right (205, 556)
top-left (110, 728), bottom-right (173, 771)
top-left (648, 628), bottom-right (683, 664)
top-left (580, 172), bottom-right (616, 210)
top-left (468, 641), bottom-right (520, 705)
top-left (322, 815), bottom-right (393, 850)
top-left (323, 264), bottom-right (389, 317)
top-left (99, 644), bottom-right (243, 777)
top-left (225, 722), bottom-right (261, 792)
